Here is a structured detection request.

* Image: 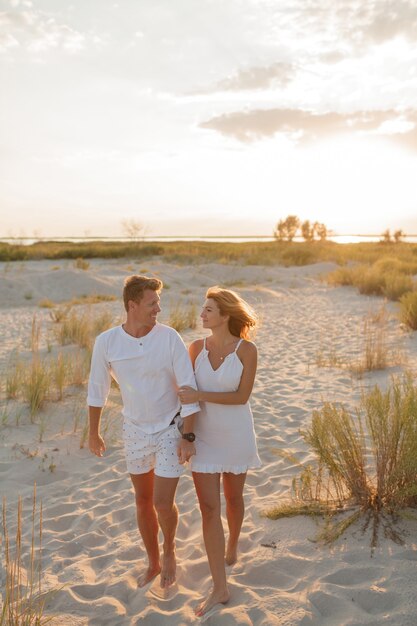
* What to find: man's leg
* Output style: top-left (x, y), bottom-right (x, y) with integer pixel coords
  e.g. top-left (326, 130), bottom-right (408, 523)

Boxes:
top-left (153, 475), bottom-right (180, 588)
top-left (129, 470), bottom-right (161, 587)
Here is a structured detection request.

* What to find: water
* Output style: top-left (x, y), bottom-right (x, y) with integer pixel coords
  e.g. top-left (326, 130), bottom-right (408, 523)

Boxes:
top-left (1, 235), bottom-right (417, 245)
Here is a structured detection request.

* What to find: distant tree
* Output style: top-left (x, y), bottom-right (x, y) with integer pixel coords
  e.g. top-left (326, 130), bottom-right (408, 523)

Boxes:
top-left (301, 220), bottom-right (315, 242)
top-left (274, 215), bottom-right (300, 241)
top-left (284, 215), bottom-right (300, 241)
top-left (121, 218), bottom-right (146, 241)
top-left (381, 229), bottom-right (392, 244)
top-left (393, 229), bottom-right (404, 243)
top-left (314, 222), bottom-right (328, 241)
top-left (273, 219), bottom-right (286, 241)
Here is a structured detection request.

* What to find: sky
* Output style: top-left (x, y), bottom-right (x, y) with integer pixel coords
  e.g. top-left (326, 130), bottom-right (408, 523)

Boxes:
top-left (1, 0), bottom-right (417, 238)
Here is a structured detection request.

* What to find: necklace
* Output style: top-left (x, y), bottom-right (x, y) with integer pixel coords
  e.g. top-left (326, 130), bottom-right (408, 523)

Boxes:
top-left (208, 339), bottom-right (239, 361)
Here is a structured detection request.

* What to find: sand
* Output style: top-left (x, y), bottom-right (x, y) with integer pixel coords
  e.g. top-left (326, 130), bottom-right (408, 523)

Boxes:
top-left (1, 257), bottom-right (417, 625)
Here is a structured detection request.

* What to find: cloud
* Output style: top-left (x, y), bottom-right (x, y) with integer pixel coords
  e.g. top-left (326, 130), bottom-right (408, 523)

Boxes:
top-left (200, 107), bottom-right (417, 149)
top-left (192, 61), bottom-right (297, 94)
top-left (0, 6), bottom-right (94, 54)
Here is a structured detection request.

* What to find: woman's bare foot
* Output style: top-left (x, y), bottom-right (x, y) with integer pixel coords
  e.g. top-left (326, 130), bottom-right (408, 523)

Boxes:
top-left (195, 588), bottom-right (230, 617)
top-left (137, 564), bottom-right (161, 588)
top-left (160, 550), bottom-right (176, 588)
top-left (225, 542), bottom-right (238, 566)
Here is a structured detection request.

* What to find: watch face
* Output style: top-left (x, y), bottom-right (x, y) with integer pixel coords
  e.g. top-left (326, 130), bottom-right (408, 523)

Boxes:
top-left (183, 432), bottom-right (195, 442)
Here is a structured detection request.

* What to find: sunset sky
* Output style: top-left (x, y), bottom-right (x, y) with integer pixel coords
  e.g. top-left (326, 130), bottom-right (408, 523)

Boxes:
top-left (1, 0), bottom-right (417, 237)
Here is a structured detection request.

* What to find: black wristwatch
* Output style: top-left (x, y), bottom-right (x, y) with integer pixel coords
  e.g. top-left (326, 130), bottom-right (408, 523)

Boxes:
top-left (182, 432), bottom-right (196, 443)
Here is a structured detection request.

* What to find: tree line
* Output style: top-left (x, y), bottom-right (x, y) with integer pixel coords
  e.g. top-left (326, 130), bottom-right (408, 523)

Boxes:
top-left (273, 216), bottom-right (407, 243)
top-left (273, 215), bottom-right (328, 242)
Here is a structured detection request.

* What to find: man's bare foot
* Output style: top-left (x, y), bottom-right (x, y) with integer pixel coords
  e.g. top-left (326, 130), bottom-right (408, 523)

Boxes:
top-left (160, 550), bottom-right (176, 589)
top-left (195, 588), bottom-right (230, 617)
top-left (225, 543), bottom-right (238, 566)
top-left (137, 564), bottom-right (161, 588)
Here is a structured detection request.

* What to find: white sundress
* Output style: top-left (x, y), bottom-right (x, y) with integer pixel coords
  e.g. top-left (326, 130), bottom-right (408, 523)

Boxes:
top-left (190, 338), bottom-right (261, 474)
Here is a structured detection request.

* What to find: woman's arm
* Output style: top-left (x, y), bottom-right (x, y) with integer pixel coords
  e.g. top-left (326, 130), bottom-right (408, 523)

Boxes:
top-left (179, 341), bottom-right (257, 405)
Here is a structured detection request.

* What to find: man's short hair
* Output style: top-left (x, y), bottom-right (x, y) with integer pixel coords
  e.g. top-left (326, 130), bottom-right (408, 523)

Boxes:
top-left (123, 275), bottom-right (163, 311)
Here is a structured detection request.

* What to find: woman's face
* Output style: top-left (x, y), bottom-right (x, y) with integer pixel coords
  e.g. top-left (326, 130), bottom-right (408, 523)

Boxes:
top-left (201, 298), bottom-right (228, 329)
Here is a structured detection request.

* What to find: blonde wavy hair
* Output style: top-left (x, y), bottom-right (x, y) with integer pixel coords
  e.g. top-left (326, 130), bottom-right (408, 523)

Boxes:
top-left (206, 286), bottom-right (258, 339)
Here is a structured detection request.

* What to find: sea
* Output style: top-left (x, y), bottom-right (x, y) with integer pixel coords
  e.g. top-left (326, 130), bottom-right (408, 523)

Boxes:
top-left (1, 235), bottom-right (417, 245)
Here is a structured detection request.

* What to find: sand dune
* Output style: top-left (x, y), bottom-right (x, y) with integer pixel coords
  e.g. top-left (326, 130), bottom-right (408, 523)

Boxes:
top-left (1, 257), bottom-right (416, 625)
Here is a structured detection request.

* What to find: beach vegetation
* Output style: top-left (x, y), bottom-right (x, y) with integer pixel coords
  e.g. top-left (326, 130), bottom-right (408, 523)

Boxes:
top-left (55, 308), bottom-right (113, 350)
top-left (38, 299), bottom-right (55, 309)
top-left (6, 361), bottom-right (23, 400)
top-left (327, 259), bottom-right (416, 302)
top-left (168, 300), bottom-right (197, 332)
top-left (265, 376), bottom-right (417, 548)
top-left (1, 486), bottom-right (53, 625)
top-left (22, 358), bottom-right (50, 420)
top-left (74, 257), bottom-right (90, 270)
top-left (400, 291), bottom-right (417, 330)
top-left (315, 312), bottom-right (403, 375)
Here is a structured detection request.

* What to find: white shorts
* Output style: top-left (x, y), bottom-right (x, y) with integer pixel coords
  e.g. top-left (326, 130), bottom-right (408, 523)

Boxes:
top-left (122, 417), bottom-right (184, 478)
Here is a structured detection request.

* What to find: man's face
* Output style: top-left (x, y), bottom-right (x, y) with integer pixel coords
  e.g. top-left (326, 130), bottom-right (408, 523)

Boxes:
top-left (129, 289), bottom-right (161, 327)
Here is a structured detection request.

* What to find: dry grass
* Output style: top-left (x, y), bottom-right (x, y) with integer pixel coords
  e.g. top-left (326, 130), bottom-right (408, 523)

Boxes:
top-left (55, 309), bottom-right (113, 350)
top-left (2, 239), bottom-right (417, 269)
top-left (400, 291), bottom-right (417, 330)
top-left (1, 486), bottom-right (53, 625)
top-left (6, 361), bottom-right (23, 400)
top-left (40, 295), bottom-right (116, 310)
top-left (265, 376), bottom-right (417, 547)
top-left (22, 358), bottom-right (49, 421)
top-left (315, 311), bottom-right (403, 375)
top-left (74, 257), bottom-right (90, 270)
top-left (327, 261), bottom-right (415, 302)
top-left (168, 300), bottom-right (197, 332)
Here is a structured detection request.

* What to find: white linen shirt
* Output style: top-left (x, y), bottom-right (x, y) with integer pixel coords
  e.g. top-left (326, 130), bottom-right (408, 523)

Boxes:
top-left (87, 323), bottom-right (199, 434)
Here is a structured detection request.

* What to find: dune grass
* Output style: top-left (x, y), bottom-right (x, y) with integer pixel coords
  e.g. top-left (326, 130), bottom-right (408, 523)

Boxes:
top-left (1, 486), bottom-right (53, 625)
top-left (168, 300), bottom-right (197, 332)
top-left (327, 264), bottom-right (415, 301)
top-left (400, 291), bottom-right (417, 330)
top-left (54, 308), bottom-right (113, 350)
top-left (315, 311), bottom-right (403, 375)
top-left (1, 239), bottom-right (417, 268)
top-left (265, 376), bottom-right (417, 548)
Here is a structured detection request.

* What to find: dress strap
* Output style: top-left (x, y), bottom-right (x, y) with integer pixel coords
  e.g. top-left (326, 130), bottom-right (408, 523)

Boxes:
top-left (203, 337), bottom-right (207, 351)
top-left (235, 338), bottom-right (244, 352)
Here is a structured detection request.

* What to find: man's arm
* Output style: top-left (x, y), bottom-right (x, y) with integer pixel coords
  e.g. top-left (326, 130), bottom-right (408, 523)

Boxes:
top-left (171, 331), bottom-right (200, 418)
top-left (89, 406), bottom-right (106, 457)
top-left (87, 335), bottom-right (111, 457)
top-left (177, 411), bottom-right (198, 464)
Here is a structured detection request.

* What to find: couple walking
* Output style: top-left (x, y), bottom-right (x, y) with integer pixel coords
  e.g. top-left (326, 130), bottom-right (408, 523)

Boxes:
top-left (87, 275), bottom-right (261, 617)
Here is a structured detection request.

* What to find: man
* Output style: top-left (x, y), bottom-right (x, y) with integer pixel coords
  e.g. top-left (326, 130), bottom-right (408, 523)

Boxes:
top-left (87, 275), bottom-right (199, 589)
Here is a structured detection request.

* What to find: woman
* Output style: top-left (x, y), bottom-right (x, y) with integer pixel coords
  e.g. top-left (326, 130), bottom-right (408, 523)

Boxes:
top-left (178, 286), bottom-right (261, 617)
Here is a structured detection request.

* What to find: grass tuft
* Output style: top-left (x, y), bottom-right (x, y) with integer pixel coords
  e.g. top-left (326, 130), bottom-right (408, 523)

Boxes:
top-left (168, 300), bottom-right (197, 332)
top-left (1, 485), bottom-right (53, 625)
top-left (400, 291), bottom-right (417, 330)
top-left (266, 376), bottom-right (417, 548)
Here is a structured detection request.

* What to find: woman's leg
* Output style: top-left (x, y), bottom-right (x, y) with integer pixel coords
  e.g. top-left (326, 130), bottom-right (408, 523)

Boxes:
top-left (222, 472), bottom-right (247, 565)
top-left (193, 472), bottom-right (230, 616)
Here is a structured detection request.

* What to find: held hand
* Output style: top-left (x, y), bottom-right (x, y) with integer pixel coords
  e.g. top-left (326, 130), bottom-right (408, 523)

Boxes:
top-left (89, 434), bottom-right (106, 457)
top-left (178, 386), bottom-right (199, 404)
top-left (177, 439), bottom-right (196, 464)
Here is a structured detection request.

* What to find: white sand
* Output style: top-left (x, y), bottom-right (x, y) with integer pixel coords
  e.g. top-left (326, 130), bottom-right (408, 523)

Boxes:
top-left (1, 257), bottom-right (417, 625)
